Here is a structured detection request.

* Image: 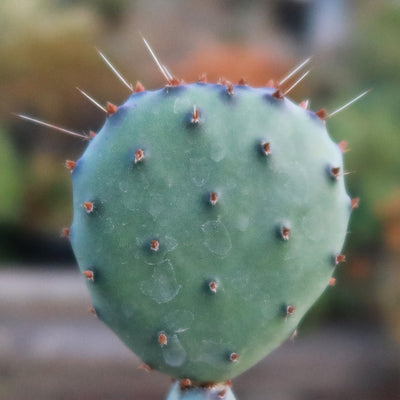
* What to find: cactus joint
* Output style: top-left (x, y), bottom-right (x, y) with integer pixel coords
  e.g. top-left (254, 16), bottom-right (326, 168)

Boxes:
top-left (60, 71), bottom-right (356, 386)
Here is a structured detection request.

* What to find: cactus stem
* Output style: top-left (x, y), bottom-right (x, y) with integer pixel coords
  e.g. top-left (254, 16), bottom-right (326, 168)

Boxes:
top-left (76, 87), bottom-right (107, 113)
top-left (210, 192), bottom-right (218, 206)
top-left (283, 70), bottom-right (310, 96)
top-left (191, 104), bottom-right (200, 123)
top-left (138, 363), bottom-right (153, 373)
top-left (16, 114), bottom-right (89, 140)
top-left (286, 305), bottom-right (295, 317)
top-left (299, 100), bottom-right (310, 110)
top-left (281, 226), bottom-right (290, 240)
top-left (61, 227), bottom-right (70, 238)
top-left (229, 353), bottom-right (239, 362)
top-left (83, 270), bottom-right (94, 281)
top-left (142, 36), bottom-right (172, 84)
top-left (329, 277), bottom-right (336, 286)
top-left (208, 281), bottom-right (218, 293)
top-left (335, 254), bottom-right (346, 265)
top-left (96, 48), bottom-right (133, 92)
top-left (83, 201), bottom-right (94, 213)
top-left (134, 149), bottom-right (144, 163)
top-left (279, 56), bottom-right (311, 86)
top-left (106, 102), bottom-right (118, 115)
top-left (65, 160), bottom-right (76, 171)
top-left (326, 89), bottom-right (370, 119)
top-left (262, 141), bottom-right (271, 156)
top-left (351, 197), bottom-right (360, 211)
top-left (158, 332), bottom-right (168, 347)
top-left (338, 141), bottom-right (350, 153)
top-left (150, 240), bottom-right (160, 252)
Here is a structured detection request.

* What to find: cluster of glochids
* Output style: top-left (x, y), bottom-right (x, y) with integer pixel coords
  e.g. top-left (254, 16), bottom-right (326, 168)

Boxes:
top-left (18, 37), bottom-right (366, 400)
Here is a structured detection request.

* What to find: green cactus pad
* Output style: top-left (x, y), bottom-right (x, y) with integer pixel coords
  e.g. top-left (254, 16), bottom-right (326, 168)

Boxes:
top-left (70, 83), bottom-right (351, 383)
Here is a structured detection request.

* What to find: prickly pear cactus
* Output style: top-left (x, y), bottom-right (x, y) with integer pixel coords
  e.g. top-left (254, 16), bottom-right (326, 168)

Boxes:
top-left (66, 78), bottom-right (354, 399)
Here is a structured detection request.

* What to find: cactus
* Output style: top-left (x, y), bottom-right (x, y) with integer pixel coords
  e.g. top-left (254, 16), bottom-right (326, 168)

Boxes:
top-left (20, 44), bottom-right (364, 399)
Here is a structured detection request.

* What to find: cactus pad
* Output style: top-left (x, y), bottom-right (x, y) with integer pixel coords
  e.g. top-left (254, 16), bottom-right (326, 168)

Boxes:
top-left (70, 82), bottom-right (351, 385)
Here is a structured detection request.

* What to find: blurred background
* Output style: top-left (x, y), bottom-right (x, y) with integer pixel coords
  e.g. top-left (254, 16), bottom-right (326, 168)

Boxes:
top-left (1, 0), bottom-right (399, 399)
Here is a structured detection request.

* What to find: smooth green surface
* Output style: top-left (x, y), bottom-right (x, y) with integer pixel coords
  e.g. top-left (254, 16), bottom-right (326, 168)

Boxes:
top-left (70, 83), bottom-right (350, 382)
